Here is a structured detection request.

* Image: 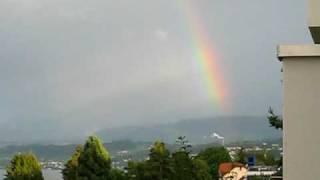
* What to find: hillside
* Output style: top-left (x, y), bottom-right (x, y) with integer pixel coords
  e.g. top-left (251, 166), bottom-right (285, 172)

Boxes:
top-left (97, 116), bottom-right (282, 143)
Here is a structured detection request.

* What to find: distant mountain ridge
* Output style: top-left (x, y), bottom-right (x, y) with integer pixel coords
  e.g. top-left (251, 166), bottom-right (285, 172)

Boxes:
top-left (97, 116), bottom-right (282, 144)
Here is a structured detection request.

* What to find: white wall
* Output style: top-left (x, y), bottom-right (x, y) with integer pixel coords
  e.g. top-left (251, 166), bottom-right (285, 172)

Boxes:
top-left (279, 45), bottom-right (320, 179)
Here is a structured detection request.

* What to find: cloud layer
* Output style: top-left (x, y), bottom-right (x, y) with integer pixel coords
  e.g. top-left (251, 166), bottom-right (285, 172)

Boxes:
top-left (0, 0), bottom-right (311, 142)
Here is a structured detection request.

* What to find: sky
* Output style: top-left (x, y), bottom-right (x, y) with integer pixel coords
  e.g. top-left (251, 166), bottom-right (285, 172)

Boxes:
top-left (0, 0), bottom-right (312, 142)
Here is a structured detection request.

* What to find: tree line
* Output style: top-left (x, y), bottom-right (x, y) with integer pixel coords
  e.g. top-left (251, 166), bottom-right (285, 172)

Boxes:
top-left (4, 109), bottom-right (282, 180)
top-left (4, 135), bottom-right (233, 180)
top-left (3, 110), bottom-right (282, 180)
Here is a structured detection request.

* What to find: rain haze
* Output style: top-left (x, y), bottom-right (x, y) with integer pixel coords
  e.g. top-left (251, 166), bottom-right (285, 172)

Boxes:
top-left (0, 0), bottom-right (311, 143)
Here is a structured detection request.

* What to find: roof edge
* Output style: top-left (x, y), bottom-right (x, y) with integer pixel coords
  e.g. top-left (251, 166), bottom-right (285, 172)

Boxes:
top-left (277, 45), bottom-right (320, 61)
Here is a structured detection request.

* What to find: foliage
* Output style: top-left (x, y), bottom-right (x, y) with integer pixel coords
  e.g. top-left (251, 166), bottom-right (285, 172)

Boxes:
top-left (268, 107), bottom-right (283, 130)
top-left (110, 168), bottom-right (127, 180)
top-left (126, 138), bottom-right (212, 180)
top-left (197, 147), bottom-right (231, 180)
top-left (172, 136), bottom-right (212, 180)
top-left (5, 152), bottom-right (44, 180)
top-left (267, 108), bottom-right (283, 167)
top-left (254, 151), bottom-right (276, 166)
top-left (261, 151), bottom-right (276, 166)
top-left (192, 159), bottom-right (212, 180)
top-left (171, 151), bottom-right (194, 180)
top-left (146, 141), bottom-right (173, 180)
top-left (126, 161), bottom-right (149, 180)
top-left (263, 152), bottom-right (276, 166)
top-left (235, 147), bottom-right (247, 164)
top-left (171, 151), bottom-right (212, 180)
top-left (62, 145), bottom-right (83, 180)
top-left (77, 136), bottom-right (111, 180)
top-left (1, 132), bottom-right (283, 180)
top-left (175, 136), bottom-right (192, 153)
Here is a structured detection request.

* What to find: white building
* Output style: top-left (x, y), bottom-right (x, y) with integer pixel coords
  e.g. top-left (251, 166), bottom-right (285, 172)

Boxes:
top-left (277, 0), bottom-right (320, 179)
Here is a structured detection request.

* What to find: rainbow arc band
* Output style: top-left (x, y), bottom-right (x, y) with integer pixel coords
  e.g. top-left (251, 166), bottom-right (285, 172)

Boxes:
top-left (177, 0), bottom-right (228, 107)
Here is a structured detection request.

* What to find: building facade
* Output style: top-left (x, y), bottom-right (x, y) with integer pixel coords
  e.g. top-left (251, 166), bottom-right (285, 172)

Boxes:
top-left (278, 0), bottom-right (320, 179)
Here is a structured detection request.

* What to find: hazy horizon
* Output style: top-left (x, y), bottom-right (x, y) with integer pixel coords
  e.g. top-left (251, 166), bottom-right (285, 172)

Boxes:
top-left (0, 0), bottom-right (310, 143)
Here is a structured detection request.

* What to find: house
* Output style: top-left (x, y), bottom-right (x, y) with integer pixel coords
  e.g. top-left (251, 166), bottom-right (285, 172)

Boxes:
top-left (219, 162), bottom-right (248, 180)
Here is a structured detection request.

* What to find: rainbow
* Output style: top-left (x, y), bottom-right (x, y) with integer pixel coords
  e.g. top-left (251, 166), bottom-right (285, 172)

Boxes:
top-left (177, 0), bottom-right (228, 107)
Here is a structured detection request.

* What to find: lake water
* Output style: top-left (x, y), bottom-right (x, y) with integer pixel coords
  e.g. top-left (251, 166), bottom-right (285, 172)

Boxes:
top-left (0, 169), bottom-right (62, 180)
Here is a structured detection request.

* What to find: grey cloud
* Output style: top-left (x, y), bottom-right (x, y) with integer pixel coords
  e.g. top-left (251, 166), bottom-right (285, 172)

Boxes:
top-left (0, 0), bottom-right (311, 142)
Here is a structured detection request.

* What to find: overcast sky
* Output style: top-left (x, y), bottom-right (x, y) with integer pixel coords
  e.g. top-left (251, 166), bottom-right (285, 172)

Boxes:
top-left (0, 0), bottom-right (312, 142)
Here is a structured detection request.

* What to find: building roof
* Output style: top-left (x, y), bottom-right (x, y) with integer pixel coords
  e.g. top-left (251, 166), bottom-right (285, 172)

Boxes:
top-left (219, 162), bottom-right (246, 176)
top-left (277, 45), bottom-right (320, 61)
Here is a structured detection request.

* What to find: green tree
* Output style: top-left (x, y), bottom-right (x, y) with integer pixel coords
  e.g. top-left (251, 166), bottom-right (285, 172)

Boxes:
top-left (197, 147), bottom-right (231, 180)
top-left (77, 136), bottom-right (111, 180)
top-left (171, 151), bottom-right (194, 180)
top-left (110, 169), bottom-right (127, 180)
top-left (254, 151), bottom-right (276, 166)
top-left (146, 141), bottom-right (172, 180)
top-left (5, 152), bottom-right (44, 180)
top-left (268, 107), bottom-right (283, 130)
top-left (267, 107), bottom-right (283, 168)
top-left (127, 161), bottom-right (149, 180)
top-left (262, 151), bottom-right (276, 166)
top-left (235, 147), bottom-right (247, 164)
top-left (192, 159), bottom-right (212, 180)
top-left (264, 156), bottom-right (276, 166)
top-left (62, 145), bottom-right (83, 180)
top-left (172, 136), bottom-right (212, 180)
top-left (176, 136), bottom-right (192, 153)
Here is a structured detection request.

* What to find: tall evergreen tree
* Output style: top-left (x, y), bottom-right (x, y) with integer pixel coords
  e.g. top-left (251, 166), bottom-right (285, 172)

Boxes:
top-left (77, 136), bottom-right (111, 180)
top-left (175, 136), bottom-right (192, 153)
top-left (62, 145), bottom-right (83, 180)
top-left (172, 136), bottom-right (212, 180)
top-left (146, 141), bottom-right (172, 180)
top-left (171, 151), bottom-right (194, 180)
top-left (5, 152), bottom-right (44, 180)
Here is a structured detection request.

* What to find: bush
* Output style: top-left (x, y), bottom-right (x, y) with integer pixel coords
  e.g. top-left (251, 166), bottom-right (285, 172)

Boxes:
top-left (5, 152), bottom-right (44, 180)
